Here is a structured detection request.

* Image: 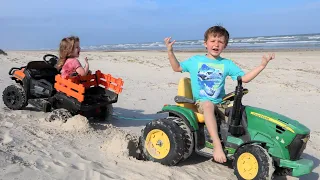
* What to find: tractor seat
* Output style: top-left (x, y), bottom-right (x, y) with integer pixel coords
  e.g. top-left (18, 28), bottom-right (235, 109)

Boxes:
top-left (175, 77), bottom-right (205, 123)
top-left (175, 77), bottom-right (232, 123)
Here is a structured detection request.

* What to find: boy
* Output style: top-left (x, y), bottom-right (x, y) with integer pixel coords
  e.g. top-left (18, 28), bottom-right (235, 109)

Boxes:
top-left (164, 25), bottom-right (275, 163)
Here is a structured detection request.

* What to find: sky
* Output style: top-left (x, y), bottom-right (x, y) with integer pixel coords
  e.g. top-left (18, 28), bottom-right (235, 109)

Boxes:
top-left (1, 0), bottom-right (320, 50)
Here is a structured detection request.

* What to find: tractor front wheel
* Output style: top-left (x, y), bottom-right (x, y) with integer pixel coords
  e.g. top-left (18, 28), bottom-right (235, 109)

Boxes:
top-left (233, 144), bottom-right (275, 180)
top-left (139, 117), bottom-right (188, 166)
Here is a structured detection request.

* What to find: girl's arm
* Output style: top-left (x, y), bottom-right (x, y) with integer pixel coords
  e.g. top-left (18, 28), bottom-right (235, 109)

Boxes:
top-left (76, 57), bottom-right (89, 76)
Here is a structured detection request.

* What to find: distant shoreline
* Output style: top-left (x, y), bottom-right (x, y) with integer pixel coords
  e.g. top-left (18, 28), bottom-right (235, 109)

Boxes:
top-left (4, 47), bottom-right (320, 53)
top-left (2, 32), bottom-right (320, 52)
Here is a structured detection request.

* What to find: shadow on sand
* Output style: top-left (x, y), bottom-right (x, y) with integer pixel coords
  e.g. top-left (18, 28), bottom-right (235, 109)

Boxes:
top-left (110, 106), bottom-right (166, 128)
top-left (177, 152), bottom-right (234, 168)
top-left (89, 106), bottom-right (167, 131)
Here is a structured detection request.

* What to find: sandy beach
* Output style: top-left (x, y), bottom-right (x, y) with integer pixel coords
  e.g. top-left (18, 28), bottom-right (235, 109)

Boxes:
top-left (0, 50), bottom-right (319, 180)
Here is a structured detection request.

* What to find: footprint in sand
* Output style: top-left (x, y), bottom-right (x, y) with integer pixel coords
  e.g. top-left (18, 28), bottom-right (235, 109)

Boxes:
top-left (90, 161), bottom-right (105, 169)
top-left (61, 151), bottom-right (72, 158)
top-left (2, 130), bottom-right (13, 144)
top-left (35, 159), bottom-right (49, 170)
top-left (71, 162), bottom-right (86, 170)
top-left (9, 154), bottom-right (33, 167)
top-left (0, 123), bottom-right (13, 144)
top-left (52, 159), bottom-right (68, 167)
top-left (2, 121), bottom-right (14, 128)
top-left (30, 139), bottom-right (46, 149)
top-left (37, 159), bottom-right (66, 174)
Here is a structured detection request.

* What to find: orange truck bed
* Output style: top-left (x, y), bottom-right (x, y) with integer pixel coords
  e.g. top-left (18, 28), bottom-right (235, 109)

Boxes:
top-left (54, 70), bottom-right (124, 102)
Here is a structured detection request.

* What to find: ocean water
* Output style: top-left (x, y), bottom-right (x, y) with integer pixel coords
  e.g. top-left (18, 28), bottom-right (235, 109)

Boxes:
top-left (82, 33), bottom-right (320, 51)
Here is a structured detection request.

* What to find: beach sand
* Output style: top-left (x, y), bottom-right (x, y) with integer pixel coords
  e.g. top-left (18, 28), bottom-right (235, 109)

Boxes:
top-left (0, 50), bottom-right (319, 180)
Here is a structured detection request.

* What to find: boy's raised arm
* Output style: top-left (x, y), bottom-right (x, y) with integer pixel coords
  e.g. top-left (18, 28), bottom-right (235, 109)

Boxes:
top-left (164, 37), bottom-right (183, 72)
top-left (242, 53), bottom-right (275, 83)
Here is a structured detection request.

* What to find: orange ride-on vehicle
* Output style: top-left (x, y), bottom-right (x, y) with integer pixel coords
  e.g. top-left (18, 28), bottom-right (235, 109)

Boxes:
top-left (2, 54), bottom-right (124, 122)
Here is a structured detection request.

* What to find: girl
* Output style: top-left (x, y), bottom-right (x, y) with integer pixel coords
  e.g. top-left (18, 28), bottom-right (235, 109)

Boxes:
top-left (56, 36), bottom-right (90, 78)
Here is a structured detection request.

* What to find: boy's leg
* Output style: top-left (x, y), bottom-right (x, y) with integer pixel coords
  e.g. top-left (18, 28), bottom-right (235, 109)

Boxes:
top-left (198, 101), bottom-right (227, 163)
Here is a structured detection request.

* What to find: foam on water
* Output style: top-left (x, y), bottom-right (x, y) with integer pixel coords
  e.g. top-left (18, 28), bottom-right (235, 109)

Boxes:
top-left (80, 33), bottom-right (320, 51)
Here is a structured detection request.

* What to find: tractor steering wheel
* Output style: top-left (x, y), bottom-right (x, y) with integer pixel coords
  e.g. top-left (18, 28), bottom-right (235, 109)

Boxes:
top-left (43, 54), bottom-right (59, 67)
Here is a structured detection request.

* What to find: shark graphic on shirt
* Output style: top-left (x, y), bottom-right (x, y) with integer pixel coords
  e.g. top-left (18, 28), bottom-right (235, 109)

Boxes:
top-left (197, 63), bottom-right (224, 99)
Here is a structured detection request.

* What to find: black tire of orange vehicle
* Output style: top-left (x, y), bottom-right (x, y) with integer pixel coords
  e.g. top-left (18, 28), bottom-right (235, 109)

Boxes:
top-left (2, 84), bottom-right (28, 110)
top-left (99, 104), bottom-right (114, 121)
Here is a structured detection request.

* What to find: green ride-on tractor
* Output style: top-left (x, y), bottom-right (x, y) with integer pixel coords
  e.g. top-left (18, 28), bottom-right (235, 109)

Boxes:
top-left (139, 76), bottom-right (314, 180)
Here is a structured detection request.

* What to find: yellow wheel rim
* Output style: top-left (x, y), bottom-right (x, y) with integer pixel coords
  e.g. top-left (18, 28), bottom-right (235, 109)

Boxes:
top-left (237, 152), bottom-right (259, 180)
top-left (145, 129), bottom-right (170, 159)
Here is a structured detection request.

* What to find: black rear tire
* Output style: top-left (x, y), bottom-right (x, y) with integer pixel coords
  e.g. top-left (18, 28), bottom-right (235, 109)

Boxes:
top-left (171, 117), bottom-right (194, 161)
top-left (2, 84), bottom-right (28, 110)
top-left (139, 118), bottom-right (187, 166)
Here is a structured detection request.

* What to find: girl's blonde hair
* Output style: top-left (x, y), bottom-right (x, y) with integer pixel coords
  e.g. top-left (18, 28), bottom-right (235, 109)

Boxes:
top-left (56, 36), bottom-right (80, 70)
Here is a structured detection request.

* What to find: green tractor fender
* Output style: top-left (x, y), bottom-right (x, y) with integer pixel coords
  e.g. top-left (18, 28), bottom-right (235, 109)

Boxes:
top-left (233, 140), bottom-right (267, 154)
top-left (157, 105), bottom-right (199, 131)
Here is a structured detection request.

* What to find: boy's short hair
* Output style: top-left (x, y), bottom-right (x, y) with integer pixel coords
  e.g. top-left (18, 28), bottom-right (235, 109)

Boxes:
top-left (204, 26), bottom-right (230, 46)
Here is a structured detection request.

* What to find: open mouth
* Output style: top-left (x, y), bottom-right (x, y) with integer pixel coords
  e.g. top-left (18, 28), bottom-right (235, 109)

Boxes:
top-left (212, 48), bottom-right (219, 52)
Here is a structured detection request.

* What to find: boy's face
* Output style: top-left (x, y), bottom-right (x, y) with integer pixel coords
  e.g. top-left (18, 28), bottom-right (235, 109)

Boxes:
top-left (204, 34), bottom-right (227, 59)
top-left (71, 41), bottom-right (81, 58)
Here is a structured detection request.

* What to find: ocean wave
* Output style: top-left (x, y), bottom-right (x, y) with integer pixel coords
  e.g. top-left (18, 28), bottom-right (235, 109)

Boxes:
top-left (81, 33), bottom-right (320, 50)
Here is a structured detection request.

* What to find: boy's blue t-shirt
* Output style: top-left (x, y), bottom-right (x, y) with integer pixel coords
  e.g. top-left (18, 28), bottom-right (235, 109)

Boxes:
top-left (180, 55), bottom-right (245, 104)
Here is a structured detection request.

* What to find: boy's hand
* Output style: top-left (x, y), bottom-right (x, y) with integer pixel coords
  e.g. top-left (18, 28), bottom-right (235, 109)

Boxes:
top-left (261, 53), bottom-right (275, 67)
top-left (164, 37), bottom-right (176, 52)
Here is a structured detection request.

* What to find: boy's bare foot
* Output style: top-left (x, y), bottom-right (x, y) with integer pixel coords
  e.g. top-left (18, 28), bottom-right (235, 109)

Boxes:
top-left (213, 147), bottom-right (227, 163)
